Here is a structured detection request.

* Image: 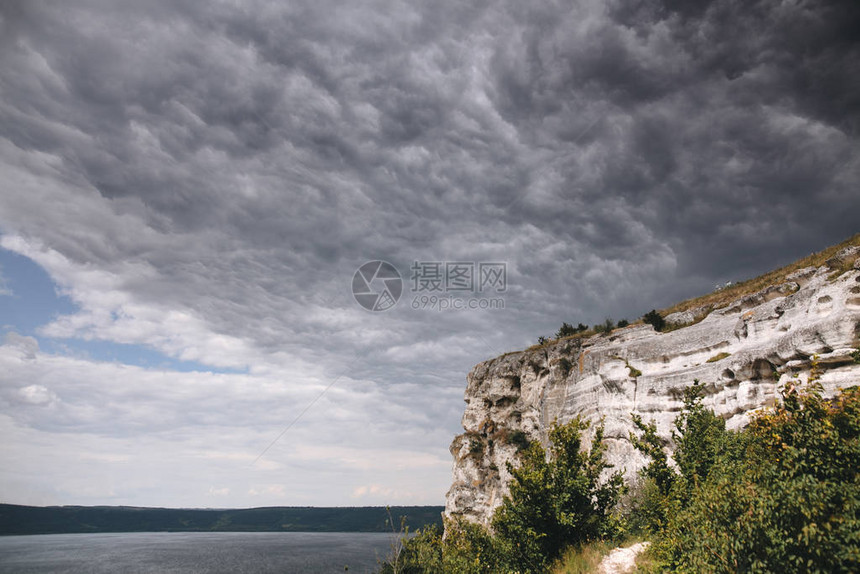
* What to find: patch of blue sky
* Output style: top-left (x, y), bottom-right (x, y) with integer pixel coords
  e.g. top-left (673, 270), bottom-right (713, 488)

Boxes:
top-left (39, 338), bottom-right (248, 373)
top-left (0, 247), bottom-right (77, 334)
top-left (0, 247), bottom-right (245, 374)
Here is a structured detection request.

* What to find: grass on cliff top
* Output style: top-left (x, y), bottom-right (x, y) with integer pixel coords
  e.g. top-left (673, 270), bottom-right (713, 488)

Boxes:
top-left (526, 233), bottom-right (859, 352)
top-left (659, 232), bottom-right (860, 318)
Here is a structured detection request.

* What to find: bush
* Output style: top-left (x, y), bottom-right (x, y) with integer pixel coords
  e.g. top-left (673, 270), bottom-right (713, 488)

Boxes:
top-left (642, 310), bottom-right (665, 332)
top-left (556, 322), bottom-right (576, 338)
top-left (468, 437), bottom-right (484, 456)
top-left (617, 319), bottom-right (629, 328)
top-left (593, 318), bottom-right (615, 334)
top-left (556, 322), bottom-right (589, 339)
top-left (632, 380), bottom-right (860, 573)
top-left (508, 429), bottom-right (531, 452)
top-left (378, 524), bottom-right (443, 574)
top-left (492, 418), bottom-right (626, 573)
top-left (379, 519), bottom-right (502, 574)
top-left (669, 381), bottom-right (728, 496)
top-left (441, 519), bottom-right (501, 573)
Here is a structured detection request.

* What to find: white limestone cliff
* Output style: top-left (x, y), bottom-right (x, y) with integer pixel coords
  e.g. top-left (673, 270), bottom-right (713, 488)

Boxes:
top-left (445, 248), bottom-right (860, 526)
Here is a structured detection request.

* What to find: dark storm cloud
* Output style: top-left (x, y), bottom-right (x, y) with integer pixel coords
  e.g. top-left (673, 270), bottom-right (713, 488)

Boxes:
top-left (0, 0), bottom-right (858, 505)
top-left (1, 0), bottom-right (857, 353)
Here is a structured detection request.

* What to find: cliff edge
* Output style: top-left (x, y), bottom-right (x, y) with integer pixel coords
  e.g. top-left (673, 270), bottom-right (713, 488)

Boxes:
top-left (445, 242), bottom-right (860, 526)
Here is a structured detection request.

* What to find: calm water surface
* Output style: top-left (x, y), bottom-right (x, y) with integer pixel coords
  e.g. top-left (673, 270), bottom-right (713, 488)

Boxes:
top-left (0, 531), bottom-right (398, 573)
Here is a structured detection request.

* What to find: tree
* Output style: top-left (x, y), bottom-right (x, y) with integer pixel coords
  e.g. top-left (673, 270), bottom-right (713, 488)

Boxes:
top-left (556, 322), bottom-right (577, 338)
top-left (492, 418), bottom-right (626, 573)
top-left (632, 379), bottom-right (860, 573)
top-left (555, 322), bottom-right (588, 339)
top-left (642, 310), bottom-right (665, 332)
top-left (593, 318), bottom-right (616, 334)
top-left (671, 381), bottom-right (728, 495)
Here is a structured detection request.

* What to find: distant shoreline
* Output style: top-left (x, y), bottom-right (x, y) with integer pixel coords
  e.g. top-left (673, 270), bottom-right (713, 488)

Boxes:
top-left (0, 503), bottom-right (444, 536)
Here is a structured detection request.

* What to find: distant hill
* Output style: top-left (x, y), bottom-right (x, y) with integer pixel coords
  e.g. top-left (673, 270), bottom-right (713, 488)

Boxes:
top-left (0, 504), bottom-right (444, 535)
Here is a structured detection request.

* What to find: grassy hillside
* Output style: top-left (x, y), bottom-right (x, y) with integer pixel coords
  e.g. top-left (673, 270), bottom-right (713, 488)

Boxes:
top-left (660, 232), bottom-right (860, 317)
top-left (527, 232), bottom-right (860, 350)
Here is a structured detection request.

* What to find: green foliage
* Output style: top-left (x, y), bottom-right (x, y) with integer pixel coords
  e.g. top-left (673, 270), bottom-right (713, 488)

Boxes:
top-left (388, 420), bottom-right (625, 573)
top-left (852, 349), bottom-right (860, 364)
top-left (706, 351), bottom-right (731, 363)
top-left (593, 318), bottom-right (616, 334)
top-left (632, 381), bottom-right (860, 573)
top-left (617, 319), bottom-right (629, 328)
top-left (556, 323), bottom-right (575, 338)
top-left (378, 523), bottom-right (442, 574)
top-left (642, 310), bottom-right (665, 332)
top-left (626, 362), bottom-right (642, 378)
top-left (379, 519), bottom-right (503, 574)
top-left (629, 416), bottom-right (674, 498)
top-left (670, 381), bottom-right (727, 493)
top-left (492, 418), bottom-right (627, 573)
top-left (555, 322), bottom-right (589, 339)
top-left (468, 436), bottom-right (484, 456)
top-left (550, 539), bottom-right (615, 573)
top-left (441, 519), bottom-right (502, 573)
top-left (628, 412), bottom-right (678, 534)
top-left (508, 429), bottom-right (531, 452)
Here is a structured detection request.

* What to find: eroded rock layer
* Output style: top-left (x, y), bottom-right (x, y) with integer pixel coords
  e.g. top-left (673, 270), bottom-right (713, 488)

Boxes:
top-left (445, 254), bottom-right (860, 526)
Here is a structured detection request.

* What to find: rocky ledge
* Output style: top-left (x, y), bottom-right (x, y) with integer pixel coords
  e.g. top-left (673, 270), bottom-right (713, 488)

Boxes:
top-left (445, 248), bottom-right (860, 526)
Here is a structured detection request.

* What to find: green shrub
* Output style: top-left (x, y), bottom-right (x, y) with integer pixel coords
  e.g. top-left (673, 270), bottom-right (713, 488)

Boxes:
top-left (378, 519), bottom-right (502, 574)
top-left (593, 318), bottom-right (616, 334)
top-left (492, 418), bottom-right (626, 573)
top-left (469, 439), bottom-right (483, 456)
top-left (556, 322), bottom-right (576, 338)
top-left (508, 429), bottom-right (531, 452)
top-left (670, 381), bottom-right (728, 494)
top-left (441, 518), bottom-right (501, 573)
top-left (642, 310), bottom-right (665, 332)
top-left (378, 524), bottom-right (443, 574)
top-left (555, 322), bottom-right (589, 339)
top-left (632, 381), bottom-right (860, 573)
top-left (617, 319), bottom-right (629, 328)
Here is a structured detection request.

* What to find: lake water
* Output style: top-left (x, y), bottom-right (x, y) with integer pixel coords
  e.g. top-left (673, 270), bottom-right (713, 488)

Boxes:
top-left (0, 532), bottom-right (399, 573)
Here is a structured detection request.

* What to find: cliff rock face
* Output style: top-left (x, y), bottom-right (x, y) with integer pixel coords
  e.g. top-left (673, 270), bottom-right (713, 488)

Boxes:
top-left (445, 253), bottom-right (860, 526)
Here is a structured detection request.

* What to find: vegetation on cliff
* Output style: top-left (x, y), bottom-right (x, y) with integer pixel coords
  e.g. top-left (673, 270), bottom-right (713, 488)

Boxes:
top-left (382, 374), bottom-right (860, 573)
top-left (380, 419), bottom-right (627, 573)
top-left (531, 233), bottom-right (860, 349)
top-left (630, 374), bottom-right (860, 573)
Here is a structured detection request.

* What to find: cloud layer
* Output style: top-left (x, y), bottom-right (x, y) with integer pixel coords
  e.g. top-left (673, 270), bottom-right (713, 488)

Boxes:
top-left (0, 0), bottom-right (858, 506)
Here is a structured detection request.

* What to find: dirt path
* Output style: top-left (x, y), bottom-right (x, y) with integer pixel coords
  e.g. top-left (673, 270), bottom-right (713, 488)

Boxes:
top-left (597, 541), bottom-right (650, 574)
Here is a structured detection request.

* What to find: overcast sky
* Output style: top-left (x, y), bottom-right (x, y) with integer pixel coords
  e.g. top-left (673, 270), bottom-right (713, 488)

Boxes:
top-left (0, 0), bottom-right (858, 508)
